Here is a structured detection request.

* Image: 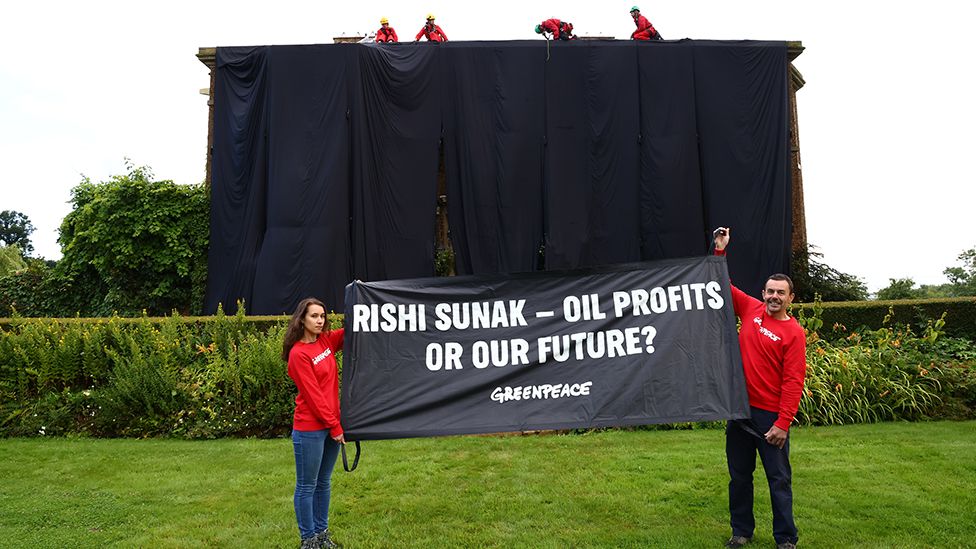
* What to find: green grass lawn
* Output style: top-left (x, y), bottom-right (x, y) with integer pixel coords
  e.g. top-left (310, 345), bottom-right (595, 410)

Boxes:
top-left (1, 422), bottom-right (974, 548)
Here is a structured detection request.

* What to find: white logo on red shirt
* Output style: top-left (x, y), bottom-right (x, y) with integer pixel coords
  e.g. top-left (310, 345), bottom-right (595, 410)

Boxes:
top-left (753, 316), bottom-right (781, 342)
top-left (312, 348), bottom-right (332, 365)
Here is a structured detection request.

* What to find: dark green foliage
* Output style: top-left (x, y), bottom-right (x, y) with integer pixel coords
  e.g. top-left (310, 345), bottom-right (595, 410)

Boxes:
top-left (874, 247), bottom-right (976, 300)
top-left (876, 277), bottom-right (920, 300)
top-left (0, 258), bottom-right (91, 317)
top-left (791, 244), bottom-right (868, 302)
top-left (434, 246), bottom-right (456, 277)
top-left (0, 307), bottom-right (344, 438)
top-left (876, 277), bottom-right (972, 300)
top-left (792, 296), bottom-right (976, 341)
top-left (55, 163), bottom-right (209, 316)
top-left (0, 210), bottom-right (35, 256)
top-left (3, 298), bottom-right (976, 437)
top-left (792, 298), bottom-right (976, 424)
top-left (944, 246), bottom-right (976, 296)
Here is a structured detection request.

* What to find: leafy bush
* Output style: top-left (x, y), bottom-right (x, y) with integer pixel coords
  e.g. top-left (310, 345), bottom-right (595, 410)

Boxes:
top-left (0, 259), bottom-right (89, 318)
top-left (0, 245), bottom-right (27, 276)
top-left (792, 296), bottom-right (976, 341)
top-left (2, 300), bottom-right (974, 438)
top-left (56, 162), bottom-right (209, 316)
top-left (794, 300), bottom-right (976, 425)
top-left (0, 306), bottom-right (348, 438)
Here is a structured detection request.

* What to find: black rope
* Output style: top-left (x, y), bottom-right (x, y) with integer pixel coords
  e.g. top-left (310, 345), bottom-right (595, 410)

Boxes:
top-left (734, 419), bottom-right (767, 442)
top-left (341, 440), bottom-right (361, 472)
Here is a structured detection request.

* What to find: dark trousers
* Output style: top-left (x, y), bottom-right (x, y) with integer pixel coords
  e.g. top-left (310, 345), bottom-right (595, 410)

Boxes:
top-left (726, 406), bottom-right (798, 545)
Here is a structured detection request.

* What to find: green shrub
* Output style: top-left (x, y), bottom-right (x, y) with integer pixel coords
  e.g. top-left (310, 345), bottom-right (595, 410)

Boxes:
top-left (793, 297), bottom-right (976, 341)
top-left (0, 306), bottom-right (334, 438)
top-left (55, 164), bottom-right (210, 316)
top-left (0, 259), bottom-right (92, 321)
top-left (1, 300), bottom-right (973, 438)
top-left (794, 300), bottom-right (976, 425)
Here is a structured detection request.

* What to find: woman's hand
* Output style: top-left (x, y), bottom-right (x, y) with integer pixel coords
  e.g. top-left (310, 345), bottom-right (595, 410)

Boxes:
top-left (333, 433), bottom-right (346, 444)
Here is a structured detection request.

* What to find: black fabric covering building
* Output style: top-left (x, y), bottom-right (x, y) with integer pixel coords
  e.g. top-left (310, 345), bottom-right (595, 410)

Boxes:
top-left (206, 40), bottom-right (791, 315)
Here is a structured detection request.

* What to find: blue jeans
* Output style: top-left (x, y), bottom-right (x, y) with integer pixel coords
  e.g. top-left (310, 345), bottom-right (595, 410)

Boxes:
top-left (292, 429), bottom-right (341, 540)
top-left (726, 407), bottom-right (798, 545)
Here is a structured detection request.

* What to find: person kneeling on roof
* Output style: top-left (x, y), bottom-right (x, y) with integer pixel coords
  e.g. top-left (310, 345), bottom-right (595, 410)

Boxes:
top-left (415, 13), bottom-right (448, 42)
top-left (376, 17), bottom-right (398, 43)
top-left (535, 18), bottom-right (577, 40)
top-left (630, 6), bottom-right (662, 41)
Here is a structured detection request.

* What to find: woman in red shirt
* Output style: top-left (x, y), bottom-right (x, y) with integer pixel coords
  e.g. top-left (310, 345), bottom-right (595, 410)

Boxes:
top-left (282, 297), bottom-right (346, 549)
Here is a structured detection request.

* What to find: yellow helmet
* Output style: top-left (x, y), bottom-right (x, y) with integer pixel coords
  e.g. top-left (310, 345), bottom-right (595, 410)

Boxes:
top-left (380, 17), bottom-right (389, 24)
top-left (426, 13), bottom-right (435, 20)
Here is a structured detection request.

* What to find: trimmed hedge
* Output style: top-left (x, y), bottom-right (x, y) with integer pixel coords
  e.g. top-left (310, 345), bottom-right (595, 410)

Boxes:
top-left (2, 302), bottom-right (974, 438)
top-left (0, 314), bottom-right (289, 334)
top-left (0, 308), bottom-right (343, 438)
top-left (793, 296), bottom-right (976, 341)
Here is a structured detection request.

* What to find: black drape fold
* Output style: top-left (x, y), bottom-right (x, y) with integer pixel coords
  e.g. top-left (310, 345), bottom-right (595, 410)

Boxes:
top-left (694, 41), bottom-right (792, 296)
top-left (250, 46), bottom-right (355, 314)
top-left (544, 41), bottom-right (642, 270)
top-left (638, 41), bottom-right (706, 260)
top-left (205, 47), bottom-right (270, 314)
top-left (351, 45), bottom-right (442, 282)
top-left (440, 42), bottom-right (545, 275)
top-left (204, 40), bottom-right (793, 315)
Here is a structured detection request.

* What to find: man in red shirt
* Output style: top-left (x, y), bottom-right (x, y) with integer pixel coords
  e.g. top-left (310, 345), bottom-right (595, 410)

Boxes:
top-left (375, 17), bottom-right (398, 43)
top-left (629, 6), bottom-right (662, 41)
top-left (534, 18), bottom-right (576, 41)
top-left (714, 227), bottom-right (805, 549)
top-left (415, 14), bottom-right (448, 42)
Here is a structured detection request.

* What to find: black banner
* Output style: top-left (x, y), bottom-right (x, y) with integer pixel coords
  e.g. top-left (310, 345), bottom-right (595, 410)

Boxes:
top-left (341, 255), bottom-right (749, 440)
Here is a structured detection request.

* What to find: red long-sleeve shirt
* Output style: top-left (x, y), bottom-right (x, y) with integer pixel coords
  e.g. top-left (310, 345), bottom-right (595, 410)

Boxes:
top-left (416, 24), bottom-right (448, 42)
top-left (376, 26), bottom-right (399, 43)
top-left (716, 249), bottom-right (807, 431)
top-left (288, 328), bottom-right (345, 436)
top-left (540, 18), bottom-right (563, 39)
top-left (631, 14), bottom-right (658, 40)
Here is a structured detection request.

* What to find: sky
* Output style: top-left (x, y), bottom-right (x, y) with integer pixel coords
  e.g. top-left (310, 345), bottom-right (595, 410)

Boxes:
top-left (2, 1), bottom-right (974, 293)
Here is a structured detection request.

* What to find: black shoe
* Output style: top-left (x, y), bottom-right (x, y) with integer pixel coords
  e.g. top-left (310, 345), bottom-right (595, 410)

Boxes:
top-left (314, 529), bottom-right (340, 549)
top-left (776, 543), bottom-right (796, 549)
top-left (724, 536), bottom-right (751, 548)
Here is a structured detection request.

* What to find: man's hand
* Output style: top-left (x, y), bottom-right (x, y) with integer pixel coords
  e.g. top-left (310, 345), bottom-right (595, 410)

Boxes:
top-left (713, 227), bottom-right (730, 251)
top-left (333, 433), bottom-right (346, 444)
top-left (764, 425), bottom-right (787, 449)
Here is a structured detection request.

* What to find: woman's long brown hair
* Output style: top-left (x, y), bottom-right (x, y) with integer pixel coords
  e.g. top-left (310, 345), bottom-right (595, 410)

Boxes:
top-left (281, 297), bottom-right (328, 362)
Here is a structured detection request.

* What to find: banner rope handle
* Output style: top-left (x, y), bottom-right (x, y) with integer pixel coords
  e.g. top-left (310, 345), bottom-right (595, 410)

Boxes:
top-left (735, 419), bottom-right (766, 441)
top-left (341, 440), bottom-right (361, 472)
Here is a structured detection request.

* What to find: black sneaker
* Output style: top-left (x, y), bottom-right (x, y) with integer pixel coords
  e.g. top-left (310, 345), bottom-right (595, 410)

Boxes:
top-left (725, 536), bottom-right (751, 548)
top-left (776, 543), bottom-right (796, 549)
top-left (299, 537), bottom-right (317, 549)
top-left (314, 529), bottom-right (340, 549)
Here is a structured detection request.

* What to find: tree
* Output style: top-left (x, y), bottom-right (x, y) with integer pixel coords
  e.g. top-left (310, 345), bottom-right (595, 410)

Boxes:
top-left (0, 210), bottom-right (35, 256)
top-left (873, 247), bottom-right (976, 300)
top-left (56, 163), bottom-right (209, 316)
top-left (791, 245), bottom-right (868, 302)
top-left (876, 278), bottom-right (921, 300)
top-left (944, 247), bottom-right (976, 297)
